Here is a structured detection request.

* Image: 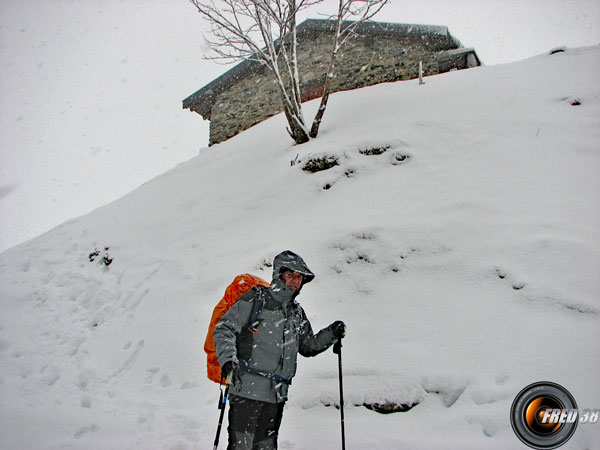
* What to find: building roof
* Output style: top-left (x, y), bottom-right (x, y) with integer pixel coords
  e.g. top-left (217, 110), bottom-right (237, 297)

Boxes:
top-left (182, 18), bottom-right (461, 118)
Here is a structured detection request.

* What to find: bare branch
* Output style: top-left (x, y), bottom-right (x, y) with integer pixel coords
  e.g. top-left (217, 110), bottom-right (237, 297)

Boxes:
top-left (189, 0), bottom-right (385, 143)
top-left (309, 0), bottom-right (388, 138)
top-left (336, 0), bottom-right (390, 46)
top-left (189, 0), bottom-right (315, 143)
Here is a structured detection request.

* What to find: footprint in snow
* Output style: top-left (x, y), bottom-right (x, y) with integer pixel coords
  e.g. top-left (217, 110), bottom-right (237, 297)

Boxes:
top-left (74, 424), bottom-right (99, 439)
top-left (80, 395), bottom-right (92, 408)
top-left (144, 367), bottom-right (160, 384)
top-left (160, 374), bottom-right (172, 387)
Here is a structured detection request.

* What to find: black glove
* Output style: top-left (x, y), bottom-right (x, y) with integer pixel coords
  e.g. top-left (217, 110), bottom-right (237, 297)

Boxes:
top-left (221, 361), bottom-right (242, 389)
top-left (330, 320), bottom-right (346, 339)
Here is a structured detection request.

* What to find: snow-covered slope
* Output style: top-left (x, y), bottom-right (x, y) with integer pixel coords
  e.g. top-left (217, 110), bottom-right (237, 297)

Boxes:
top-left (1, 46), bottom-right (599, 450)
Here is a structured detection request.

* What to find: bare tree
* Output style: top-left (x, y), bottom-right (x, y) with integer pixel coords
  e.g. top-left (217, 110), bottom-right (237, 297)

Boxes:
top-left (309, 0), bottom-right (388, 138)
top-left (189, 0), bottom-right (388, 144)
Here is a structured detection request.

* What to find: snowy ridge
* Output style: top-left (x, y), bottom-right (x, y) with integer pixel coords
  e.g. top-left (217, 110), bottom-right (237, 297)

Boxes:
top-left (1, 46), bottom-right (599, 449)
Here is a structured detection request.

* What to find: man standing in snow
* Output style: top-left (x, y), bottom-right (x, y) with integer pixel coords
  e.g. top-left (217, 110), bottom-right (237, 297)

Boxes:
top-left (213, 250), bottom-right (345, 450)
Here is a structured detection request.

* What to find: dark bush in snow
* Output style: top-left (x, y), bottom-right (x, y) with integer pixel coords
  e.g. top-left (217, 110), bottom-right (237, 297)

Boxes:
top-left (362, 401), bottom-right (419, 414)
top-left (302, 155), bottom-right (339, 173)
top-left (89, 247), bottom-right (113, 268)
top-left (391, 152), bottom-right (411, 165)
top-left (360, 145), bottom-right (390, 156)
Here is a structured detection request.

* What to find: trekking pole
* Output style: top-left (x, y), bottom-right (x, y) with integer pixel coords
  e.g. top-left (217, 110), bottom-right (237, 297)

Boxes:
top-left (333, 338), bottom-right (346, 450)
top-left (213, 382), bottom-right (229, 450)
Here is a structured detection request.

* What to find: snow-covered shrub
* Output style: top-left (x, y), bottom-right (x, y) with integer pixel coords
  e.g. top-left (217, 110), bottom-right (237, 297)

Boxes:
top-left (359, 145), bottom-right (390, 156)
top-left (302, 155), bottom-right (339, 173)
top-left (362, 401), bottom-right (419, 414)
top-left (390, 152), bottom-right (411, 165)
top-left (88, 247), bottom-right (113, 268)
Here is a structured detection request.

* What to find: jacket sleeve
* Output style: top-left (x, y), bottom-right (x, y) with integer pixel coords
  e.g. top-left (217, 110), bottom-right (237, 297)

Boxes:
top-left (213, 290), bottom-right (254, 368)
top-left (297, 306), bottom-right (336, 357)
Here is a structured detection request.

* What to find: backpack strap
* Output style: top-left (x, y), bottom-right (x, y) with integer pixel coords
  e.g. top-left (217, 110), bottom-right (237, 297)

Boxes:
top-left (247, 286), bottom-right (267, 334)
top-left (237, 286), bottom-right (292, 387)
top-left (237, 286), bottom-right (267, 362)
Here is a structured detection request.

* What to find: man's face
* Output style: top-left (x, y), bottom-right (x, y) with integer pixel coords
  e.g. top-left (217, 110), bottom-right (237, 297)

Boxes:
top-left (281, 270), bottom-right (303, 292)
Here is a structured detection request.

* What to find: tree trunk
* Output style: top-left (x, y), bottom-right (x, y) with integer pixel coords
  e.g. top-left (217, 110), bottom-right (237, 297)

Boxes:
top-left (281, 90), bottom-right (310, 144)
top-left (309, 59), bottom-right (335, 138)
top-left (310, 31), bottom-right (339, 139)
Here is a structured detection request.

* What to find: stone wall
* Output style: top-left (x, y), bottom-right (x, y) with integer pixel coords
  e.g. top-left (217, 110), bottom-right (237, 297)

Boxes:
top-left (209, 30), bottom-right (469, 145)
top-left (209, 66), bottom-right (279, 146)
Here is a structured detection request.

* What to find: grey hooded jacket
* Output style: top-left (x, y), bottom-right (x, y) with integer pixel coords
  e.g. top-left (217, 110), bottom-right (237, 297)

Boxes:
top-left (213, 251), bottom-right (336, 403)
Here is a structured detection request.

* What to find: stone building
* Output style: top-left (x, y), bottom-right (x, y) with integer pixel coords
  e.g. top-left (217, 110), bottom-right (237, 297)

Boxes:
top-left (183, 19), bottom-right (480, 145)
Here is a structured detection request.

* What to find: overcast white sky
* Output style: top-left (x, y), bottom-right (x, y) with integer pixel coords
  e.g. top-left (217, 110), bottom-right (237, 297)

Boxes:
top-left (1, 0), bottom-right (599, 252)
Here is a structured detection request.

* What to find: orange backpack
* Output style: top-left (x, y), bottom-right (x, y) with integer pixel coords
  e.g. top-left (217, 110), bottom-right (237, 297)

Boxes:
top-left (204, 274), bottom-right (270, 384)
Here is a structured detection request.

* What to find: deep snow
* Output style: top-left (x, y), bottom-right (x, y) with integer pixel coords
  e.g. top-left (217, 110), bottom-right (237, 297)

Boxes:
top-left (1, 46), bottom-right (599, 449)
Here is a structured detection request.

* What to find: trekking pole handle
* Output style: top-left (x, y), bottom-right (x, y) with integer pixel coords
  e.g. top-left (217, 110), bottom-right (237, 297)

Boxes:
top-left (333, 337), bottom-right (342, 354)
